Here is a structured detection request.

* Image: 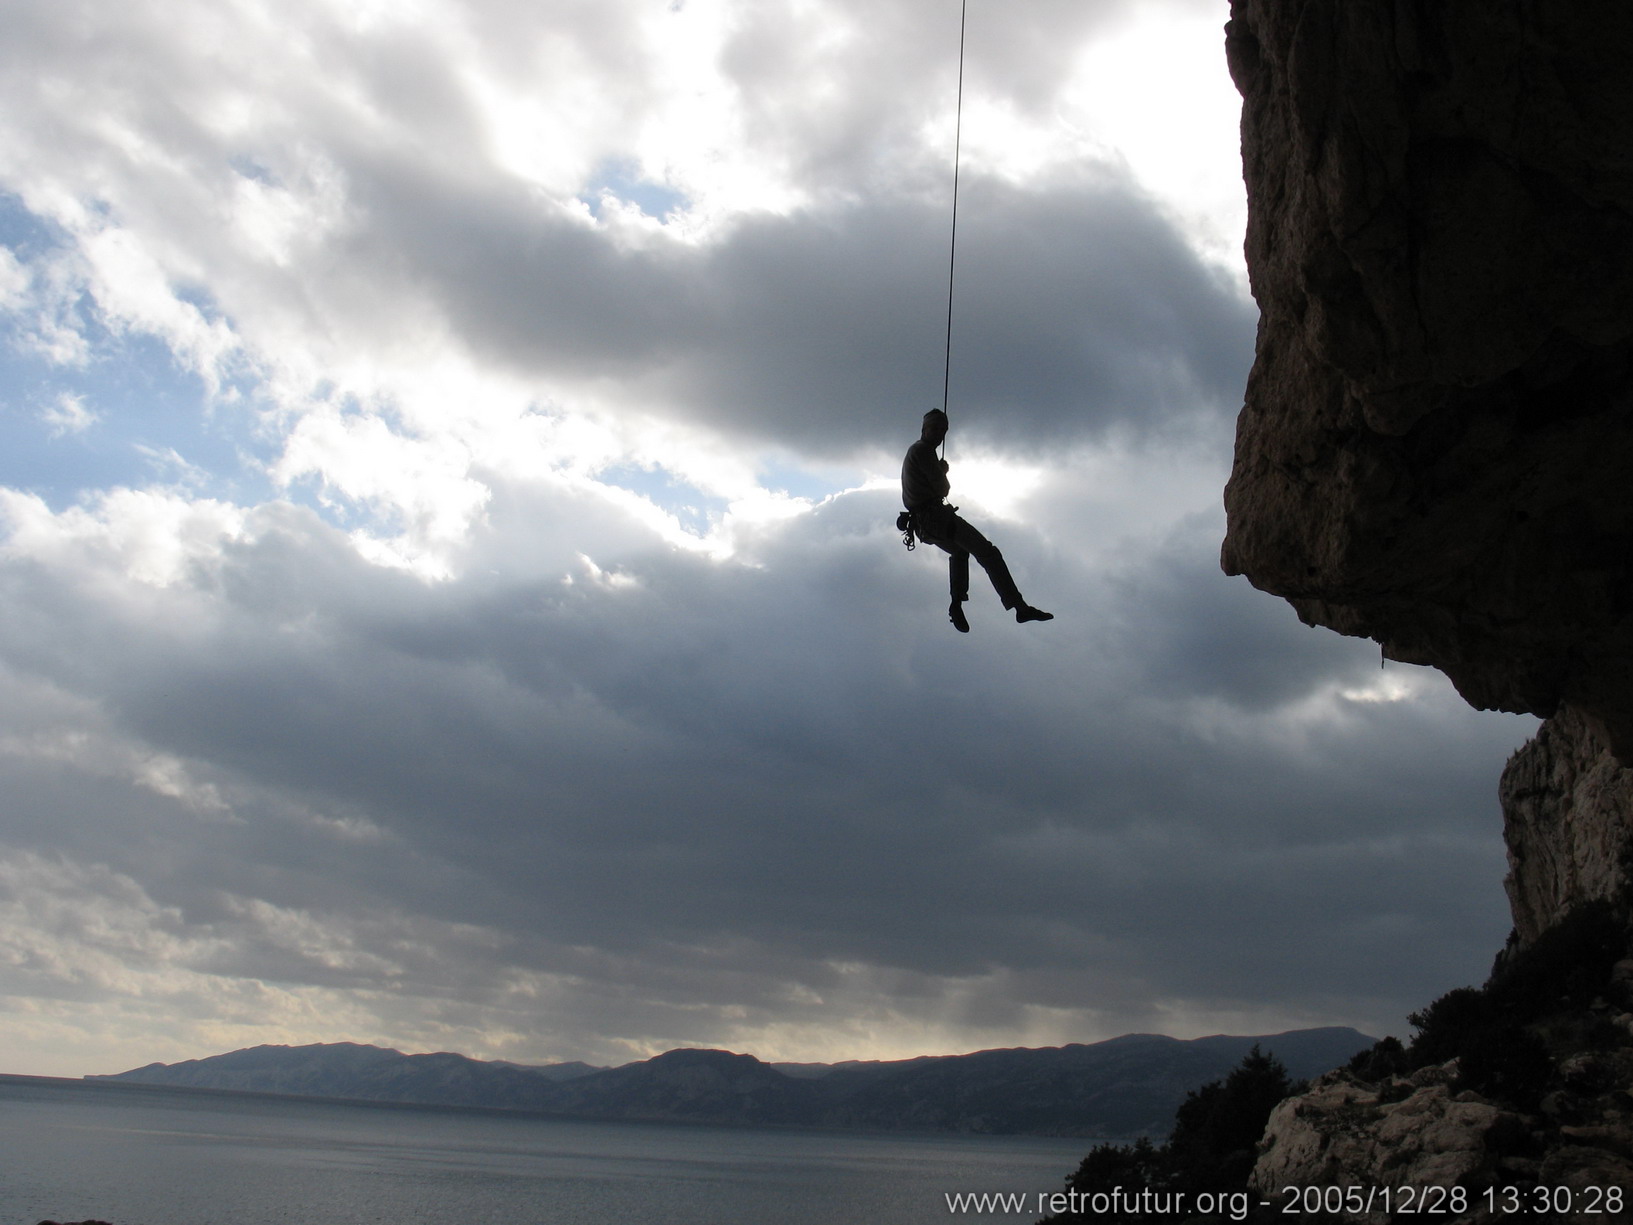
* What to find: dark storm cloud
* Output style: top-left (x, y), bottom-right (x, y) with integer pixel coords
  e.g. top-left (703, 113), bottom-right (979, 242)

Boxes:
top-left (1124, 513), bottom-right (1379, 710)
top-left (0, 0), bottom-right (1538, 1067)
top-left (0, 476), bottom-right (1532, 1050)
top-left (335, 152), bottom-right (1253, 458)
top-left (680, 173), bottom-right (1255, 454)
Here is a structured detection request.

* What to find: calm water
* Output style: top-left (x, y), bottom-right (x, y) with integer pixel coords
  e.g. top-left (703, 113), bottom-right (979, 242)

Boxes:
top-left (0, 1076), bottom-right (1093, 1225)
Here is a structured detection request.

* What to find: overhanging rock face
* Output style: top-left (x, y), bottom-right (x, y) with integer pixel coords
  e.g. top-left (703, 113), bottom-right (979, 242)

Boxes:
top-left (1220, 0), bottom-right (1633, 760)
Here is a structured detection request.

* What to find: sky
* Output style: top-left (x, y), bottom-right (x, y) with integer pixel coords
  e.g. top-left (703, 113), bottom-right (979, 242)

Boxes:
top-left (0, 0), bottom-right (1539, 1079)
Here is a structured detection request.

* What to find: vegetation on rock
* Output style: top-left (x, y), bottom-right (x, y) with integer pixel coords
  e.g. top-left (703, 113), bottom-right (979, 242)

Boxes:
top-left (1250, 899), bottom-right (1633, 1210)
top-left (1037, 1047), bottom-right (1301, 1224)
top-left (1349, 898), bottom-right (1631, 1113)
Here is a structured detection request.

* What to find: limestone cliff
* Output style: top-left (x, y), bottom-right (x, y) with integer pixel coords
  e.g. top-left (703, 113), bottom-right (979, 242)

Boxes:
top-left (1221, 0), bottom-right (1633, 1212)
top-left (1502, 706), bottom-right (1633, 946)
top-left (1221, 0), bottom-right (1633, 759)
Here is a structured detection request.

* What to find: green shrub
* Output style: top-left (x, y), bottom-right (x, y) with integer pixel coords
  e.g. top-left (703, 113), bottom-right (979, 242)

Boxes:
top-left (1362, 901), bottom-right (1633, 1111)
top-left (1346, 1034), bottom-right (1407, 1081)
top-left (1487, 899), bottom-right (1626, 1019)
top-left (1454, 1021), bottom-right (1551, 1110)
top-left (1167, 1047), bottom-right (1302, 1193)
top-left (1407, 986), bottom-right (1489, 1067)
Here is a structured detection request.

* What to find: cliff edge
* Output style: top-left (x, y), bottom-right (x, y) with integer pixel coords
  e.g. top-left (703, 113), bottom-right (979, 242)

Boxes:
top-left (1222, 0), bottom-right (1633, 950)
top-left (1221, 0), bottom-right (1633, 1213)
top-left (1221, 0), bottom-right (1633, 760)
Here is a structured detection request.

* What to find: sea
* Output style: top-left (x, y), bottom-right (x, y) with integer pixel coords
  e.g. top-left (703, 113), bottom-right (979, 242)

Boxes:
top-left (0, 1075), bottom-right (1095, 1225)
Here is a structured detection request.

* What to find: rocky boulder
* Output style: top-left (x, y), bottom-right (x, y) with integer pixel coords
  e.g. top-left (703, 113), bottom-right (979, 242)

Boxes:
top-left (1254, 1043), bottom-right (1633, 1223)
top-left (1251, 1062), bottom-right (1528, 1215)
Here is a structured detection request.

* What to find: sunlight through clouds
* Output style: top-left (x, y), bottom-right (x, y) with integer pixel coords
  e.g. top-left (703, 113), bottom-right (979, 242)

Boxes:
top-left (0, 487), bottom-right (247, 587)
top-left (1068, 6), bottom-right (1248, 269)
top-left (0, 0), bottom-right (1540, 1076)
top-left (933, 451), bottom-right (1044, 521)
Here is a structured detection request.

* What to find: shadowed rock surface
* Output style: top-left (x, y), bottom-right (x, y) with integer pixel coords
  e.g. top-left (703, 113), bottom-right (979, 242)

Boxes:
top-left (1221, 0), bottom-right (1633, 760)
top-left (1502, 707), bottom-right (1633, 946)
top-left (1219, 0), bottom-right (1633, 1214)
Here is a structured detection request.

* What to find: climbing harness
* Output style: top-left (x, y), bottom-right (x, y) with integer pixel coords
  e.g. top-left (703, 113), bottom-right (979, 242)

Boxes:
top-left (900, 503), bottom-right (962, 554)
top-left (897, 509), bottom-right (919, 551)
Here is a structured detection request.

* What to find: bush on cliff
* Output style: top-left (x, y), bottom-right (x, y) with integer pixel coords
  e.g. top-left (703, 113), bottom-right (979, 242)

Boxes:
top-left (1036, 1047), bottom-right (1302, 1224)
top-left (1347, 898), bottom-right (1630, 1111)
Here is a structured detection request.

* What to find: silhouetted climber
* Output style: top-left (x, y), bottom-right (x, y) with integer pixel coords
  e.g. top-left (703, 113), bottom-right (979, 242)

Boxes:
top-left (899, 409), bottom-right (1052, 632)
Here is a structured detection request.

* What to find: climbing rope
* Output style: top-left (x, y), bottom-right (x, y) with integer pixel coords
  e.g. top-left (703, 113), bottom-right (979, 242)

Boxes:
top-left (939, 0), bottom-right (969, 450)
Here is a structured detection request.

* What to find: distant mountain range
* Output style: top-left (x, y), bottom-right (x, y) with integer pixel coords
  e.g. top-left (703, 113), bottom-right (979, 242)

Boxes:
top-left (89, 1027), bottom-right (1372, 1138)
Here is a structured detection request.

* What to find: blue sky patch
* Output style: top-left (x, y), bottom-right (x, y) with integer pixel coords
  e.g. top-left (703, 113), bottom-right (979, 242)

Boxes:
top-left (756, 457), bottom-right (856, 504)
top-left (0, 329), bottom-right (278, 511)
top-left (582, 159), bottom-right (689, 222)
top-left (0, 194), bottom-right (280, 511)
top-left (599, 461), bottom-right (727, 534)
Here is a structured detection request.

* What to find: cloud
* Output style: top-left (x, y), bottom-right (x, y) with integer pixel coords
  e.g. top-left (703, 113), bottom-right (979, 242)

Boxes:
top-left (0, 460), bottom-right (1533, 1071)
top-left (39, 392), bottom-right (97, 437)
top-left (0, 0), bottom-right (1539, 1077)
top-left (654, 172), bottom-right (1253, 456)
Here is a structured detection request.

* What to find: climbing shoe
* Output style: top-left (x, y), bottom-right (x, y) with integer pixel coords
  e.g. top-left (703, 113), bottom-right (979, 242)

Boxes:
top-left (949, 600), bottom-right (970, 633)
top-left (1015, 604), bottom-right (1053, 623)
